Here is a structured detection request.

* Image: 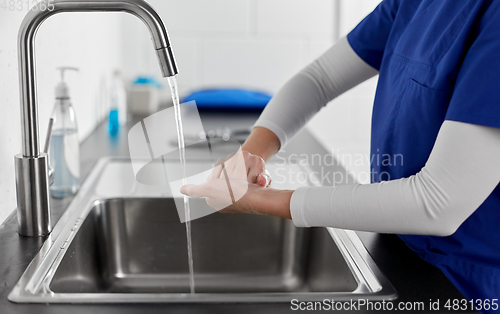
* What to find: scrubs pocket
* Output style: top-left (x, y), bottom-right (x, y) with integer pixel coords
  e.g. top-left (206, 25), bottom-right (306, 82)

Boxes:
top-left (392, 79), bottom-right (452, 176)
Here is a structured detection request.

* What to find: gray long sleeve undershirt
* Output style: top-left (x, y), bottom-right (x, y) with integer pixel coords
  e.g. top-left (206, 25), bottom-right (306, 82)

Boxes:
top-left (254, 37), bottom-right (500, 236)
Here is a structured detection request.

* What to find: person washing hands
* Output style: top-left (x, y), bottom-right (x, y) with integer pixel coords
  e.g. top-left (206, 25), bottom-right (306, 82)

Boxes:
top-left (181, 0), bottom-right (500, 307)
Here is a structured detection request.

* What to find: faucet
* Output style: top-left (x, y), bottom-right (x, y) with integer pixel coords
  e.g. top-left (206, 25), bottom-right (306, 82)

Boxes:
top-left (15, 0), bottom-right (178, 237)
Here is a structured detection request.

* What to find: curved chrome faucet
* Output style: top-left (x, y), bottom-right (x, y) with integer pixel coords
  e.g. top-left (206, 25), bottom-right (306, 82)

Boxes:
top-left (15, 0), bottom-right (178, 237)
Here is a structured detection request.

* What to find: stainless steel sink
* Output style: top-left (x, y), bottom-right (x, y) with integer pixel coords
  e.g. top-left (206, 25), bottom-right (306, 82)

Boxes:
top-left (9, 158), bottom-right (397, 303)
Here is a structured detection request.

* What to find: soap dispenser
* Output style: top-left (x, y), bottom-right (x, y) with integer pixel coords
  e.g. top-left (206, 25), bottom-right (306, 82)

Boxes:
top-left (49, 67), bottom-right (80, 198)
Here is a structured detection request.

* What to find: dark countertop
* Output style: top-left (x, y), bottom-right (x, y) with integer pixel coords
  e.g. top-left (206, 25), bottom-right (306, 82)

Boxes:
top-left (0, 113), bottom-right (475, 313)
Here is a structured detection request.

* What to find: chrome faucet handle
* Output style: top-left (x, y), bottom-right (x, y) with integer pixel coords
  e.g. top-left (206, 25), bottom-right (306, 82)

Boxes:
top-left (43, 118), bottom-right (55, 186)
top-left (43, 118), bottom-right (53, 154)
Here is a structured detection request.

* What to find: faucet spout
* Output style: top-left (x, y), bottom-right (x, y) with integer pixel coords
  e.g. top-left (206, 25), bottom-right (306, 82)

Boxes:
top-left (16, 0), bottom-right (178, 236)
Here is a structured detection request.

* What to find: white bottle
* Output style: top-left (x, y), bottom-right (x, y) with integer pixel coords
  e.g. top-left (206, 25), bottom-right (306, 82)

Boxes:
top-left (49, 67), bottom-right (80, 198)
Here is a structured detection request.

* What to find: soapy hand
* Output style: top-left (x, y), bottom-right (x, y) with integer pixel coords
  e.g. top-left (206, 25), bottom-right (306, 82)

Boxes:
top-left (180, 149), bottom-right (292, 218)
top-left (179, 149), bottom-right (263, 212)
top-left (208, 150), bottom-right (271, 187)
top-left (180, 179), bottom-right (293, 218)
top-left (180, 179), bottom-right (260, 214)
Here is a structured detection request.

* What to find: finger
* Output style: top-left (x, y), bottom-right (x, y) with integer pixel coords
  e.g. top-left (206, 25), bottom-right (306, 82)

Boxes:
top-left (228, 150), bottom-right (247, 180)
top-left (258, 173), bottom-right (272, 187)
top-left (207, 163), bottom-right (223, 181)
top-left (180, 183), bottom-right (209, 198)
top-left (247, 157), bottom-right (265, 184)
top-left (180, 184), bottom-right (194, 195)
top-left (257, 174), bottom-right (267, 186)
top-left (209, 153), bottom-right (234, 180)
top-left (224, 149), bottom-right (242, 177)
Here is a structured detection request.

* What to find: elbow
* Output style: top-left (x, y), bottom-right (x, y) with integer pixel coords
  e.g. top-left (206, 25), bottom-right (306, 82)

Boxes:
top-left (425, 207), bottom-right (469, 237)
top-left (429, 223), bottom-right (460, 237)
top-left (420, 201), bottom-right (465, 237)
top-left (416, 180), bottom-right (468, 237)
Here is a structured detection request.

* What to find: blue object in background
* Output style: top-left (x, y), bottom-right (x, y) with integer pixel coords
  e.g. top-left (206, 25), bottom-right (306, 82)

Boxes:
top-left (133, 76), bottom-right (162, 89)
top-left (108, 108), bottom-right (119, 136)
top-left (183, 89), bottom-right (272, 112)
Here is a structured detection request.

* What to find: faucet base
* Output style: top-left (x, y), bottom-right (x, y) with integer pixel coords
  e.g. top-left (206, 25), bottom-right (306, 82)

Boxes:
top-left (15, 153), bottom-right (51, 237)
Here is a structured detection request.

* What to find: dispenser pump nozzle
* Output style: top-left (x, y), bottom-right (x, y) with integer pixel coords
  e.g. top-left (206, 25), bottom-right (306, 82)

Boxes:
top-left (56, 67), bottom-right (79, 99)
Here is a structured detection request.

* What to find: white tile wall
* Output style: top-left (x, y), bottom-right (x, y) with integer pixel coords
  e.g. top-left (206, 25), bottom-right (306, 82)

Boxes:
top-left (338, 0), bottom-right (381, 36)
top-left (256, 0), bottom-right (335, 36)
top-left (155, 0), bottom-right (251, 34)
top-left (35, 13), bottom-right (123, 139)
top-left (306, 0), bottom-right (382, 184)
top-left (201, 38), bottom-right (303, 92)
top-left (306, 70), bottom-right (378, 184)
top-left (123, 0), bottom-right (338, 94)
top-left (305, 40), bottom-right (338, 62)
top-left (120, 0), bottom-right (383, 184)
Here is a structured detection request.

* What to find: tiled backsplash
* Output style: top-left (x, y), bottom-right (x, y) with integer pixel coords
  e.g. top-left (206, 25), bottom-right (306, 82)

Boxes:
top-left (121, 0), bottom-right (338, 95)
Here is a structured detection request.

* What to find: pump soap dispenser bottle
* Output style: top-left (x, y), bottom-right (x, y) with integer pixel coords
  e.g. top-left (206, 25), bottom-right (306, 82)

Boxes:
top-left (49, 67), bottom-right (80, 198)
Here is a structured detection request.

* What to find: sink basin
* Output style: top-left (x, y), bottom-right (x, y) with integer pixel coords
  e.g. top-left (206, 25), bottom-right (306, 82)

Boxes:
top-left (50, 198), bottom-right (357, 294)
top-left (9, 158), bottom-right (396, 303)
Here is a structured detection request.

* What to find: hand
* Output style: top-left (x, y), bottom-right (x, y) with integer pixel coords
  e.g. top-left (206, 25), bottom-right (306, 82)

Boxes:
top-left (208, 149), bottom-right (271, 187)
top-left (180, 179), bottom-right (293, 219)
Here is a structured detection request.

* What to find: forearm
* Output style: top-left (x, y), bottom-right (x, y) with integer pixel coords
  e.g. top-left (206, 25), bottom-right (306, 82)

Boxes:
top-left (241, 127), bottom-right (280, 162)
top-left (290, 121), bottom-right (500, 236)
top-left (242, 187), bottom-right (293, 219)
top-left (253, 36), bottom-right (378, 149)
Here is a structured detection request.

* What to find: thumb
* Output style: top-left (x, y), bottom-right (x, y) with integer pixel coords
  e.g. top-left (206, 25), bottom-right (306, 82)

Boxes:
top-left (180, 184), bottom-right (194, 196)
top-left (257, 174), bottom-right (267, 186)
top-left (180, 183), bottom-right (208, 198)
top-left (257, 172), bottom-right (272, 187)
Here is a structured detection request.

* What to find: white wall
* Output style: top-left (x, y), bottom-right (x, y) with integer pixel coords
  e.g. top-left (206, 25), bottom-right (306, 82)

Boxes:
top-left (121, 0), bottom-right (338, 97)
top-left (305, 0), bottom-right (382, 184)
top-left (0, 9), bottom-right (123, 224)
top-left (122, 0), bottom-right (381, 184)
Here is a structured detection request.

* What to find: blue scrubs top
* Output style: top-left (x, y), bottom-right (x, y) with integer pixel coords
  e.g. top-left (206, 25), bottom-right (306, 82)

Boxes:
top-left (347, 0), bottom-right (500, 307)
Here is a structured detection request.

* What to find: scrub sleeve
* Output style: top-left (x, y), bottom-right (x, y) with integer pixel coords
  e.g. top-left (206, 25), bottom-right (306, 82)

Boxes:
top-left (347, 0), bottom-right (500, 309)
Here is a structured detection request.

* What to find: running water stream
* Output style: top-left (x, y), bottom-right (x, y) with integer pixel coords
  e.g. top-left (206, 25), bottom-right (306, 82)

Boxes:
top-left (167, 76), bottom-right (195, 294)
